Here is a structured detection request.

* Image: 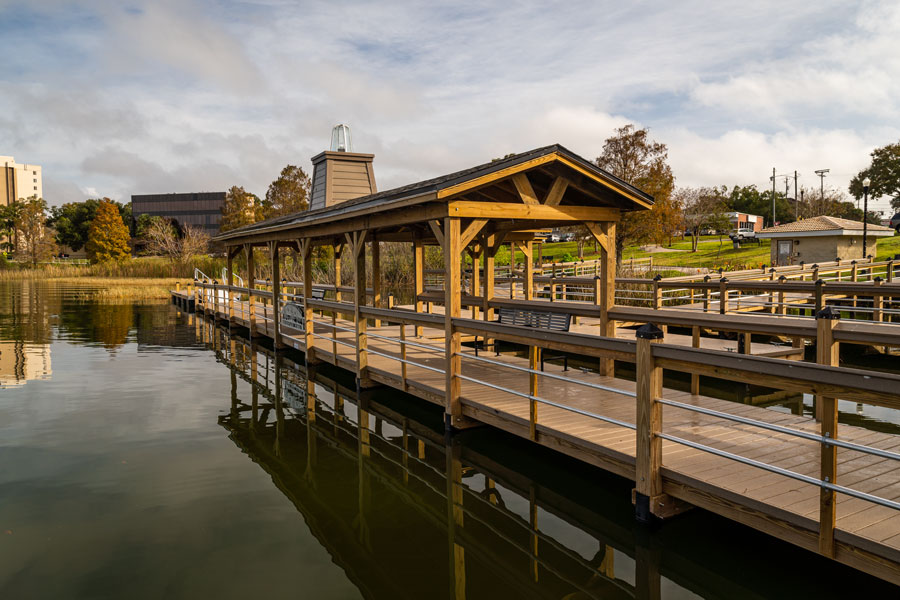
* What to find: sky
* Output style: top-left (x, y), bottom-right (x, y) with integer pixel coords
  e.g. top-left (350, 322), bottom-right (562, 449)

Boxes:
top-left (1, 0), bottom-right (899, 216)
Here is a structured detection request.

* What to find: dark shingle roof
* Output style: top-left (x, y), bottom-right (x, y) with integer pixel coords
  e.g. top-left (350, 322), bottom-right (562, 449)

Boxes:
top-left (216, 144), bottom-right (652, 241)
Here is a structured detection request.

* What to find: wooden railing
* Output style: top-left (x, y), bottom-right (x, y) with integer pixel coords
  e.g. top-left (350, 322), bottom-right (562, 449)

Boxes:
top-left (183, 280), bottom-right (900, 564)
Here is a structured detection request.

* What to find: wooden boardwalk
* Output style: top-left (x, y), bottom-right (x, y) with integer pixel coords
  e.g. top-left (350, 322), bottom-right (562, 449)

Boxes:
top-left (175, 290), bottom-right (900, 584)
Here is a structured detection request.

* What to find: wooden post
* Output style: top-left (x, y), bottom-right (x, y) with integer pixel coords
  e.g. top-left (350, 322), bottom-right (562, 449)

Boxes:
top-left (334, 243), bottom-right (343, 303)
top-left (352, 232), bottom-right (368, 384)
top-left (444, 217), bottom-right (463, 430)
top-left (483, 232), bottom-right (497, 347)
top-left (246, 244), bottom-right (258, 337)
top-left (691, 325), bottom-right (700, 395)
top-left (814, 279), bottom-right (825, 313)
top-left (509, 242), bottom-right (516, 300)
top-left (768, 269), bottom-right (776, 314)
top-left (524, 241), bottom-right (534, 301)
top-left (816, 306), bottom-right (840, 557)
top-left (887, 260), bottom-right (894, 283)
top-left (873, 277), bottom-right (884, 322)
top-left (414, 238), bottom-right (424, 337)
top-left (226, 247), bottom-right (235, 322)
top-left (777, 276), bottom-right (787, 315)
top-left (301, 240), bottom-right (315, 361)
top-left (702, 276), bottom-right (711, 312)
top-left (719, 278), bottom-right (729, 314)
top-left (599, 221), bottom-right (616, 376)
top-left (470, 248), bottom-right (480, 319)
top-left (270, 241), bottom-right (284, 349)
top-left (652, 275), bottom-right (662, 310)
top-left (635, 324), bottom-right (664, 523)
top-left (372, 234), bottom-right (382, 328)
top-left (529, 345), bottom-right (540, 441)
top-left (400, 323), bottom-right (408, 391)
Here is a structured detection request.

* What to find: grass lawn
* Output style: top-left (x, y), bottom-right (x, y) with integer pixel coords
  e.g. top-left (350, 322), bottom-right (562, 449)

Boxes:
top-left (537, 231), bottom-right (900, 271)
top-left (537, 236), bottom-right (771, 271)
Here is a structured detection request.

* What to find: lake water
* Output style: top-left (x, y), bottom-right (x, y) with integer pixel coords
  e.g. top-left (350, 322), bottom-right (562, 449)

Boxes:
top-left (1, 281), bottom-right (896, 598)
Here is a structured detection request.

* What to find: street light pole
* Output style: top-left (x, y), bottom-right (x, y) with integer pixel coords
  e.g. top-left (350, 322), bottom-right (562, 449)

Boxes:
top-left (862, 177), bottom-right (871, 260)
top-left (771, 167), bottom-right (776, 227)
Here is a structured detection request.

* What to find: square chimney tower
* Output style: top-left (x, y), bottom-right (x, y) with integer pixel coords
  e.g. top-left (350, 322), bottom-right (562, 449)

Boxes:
top-left (309, 124), bottom-right (376, 210)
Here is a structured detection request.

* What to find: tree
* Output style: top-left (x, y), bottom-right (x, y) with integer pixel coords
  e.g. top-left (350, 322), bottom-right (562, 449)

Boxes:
top-left (48, 199), bottom-right (132, 251)
top-left (263, 165), bottom-right (310, 218)
top-left (595, 125), bottom-right (676, 259)
top-left (145, 219), bottom-right (209, 264)
top-left (15, 196), bottom-right (58, 265)
top-left (849, 141), bottom-right (900, 211)
top-left (727, 185), bottom-right (791, 226)
top-left (221, 185), bottom-right (263, 232)
top-left (1, 200), bottom-right (23, 252)
top-left (85, 199), bottom-right (131, 262)
top-left (678, 187), bottom-right (731, 252)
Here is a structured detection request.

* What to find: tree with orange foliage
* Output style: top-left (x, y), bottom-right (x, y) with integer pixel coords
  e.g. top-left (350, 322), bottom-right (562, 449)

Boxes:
top-left (86, 198), bottom-right (131, 262)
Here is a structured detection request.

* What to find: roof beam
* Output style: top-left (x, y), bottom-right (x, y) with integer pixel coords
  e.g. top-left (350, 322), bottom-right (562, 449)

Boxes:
top-left (448, 200), bottom-right (620, 222)
top-left (542, 176), bottom-right (569, 207)
top-left (511, 173), bottom-right (539, 205)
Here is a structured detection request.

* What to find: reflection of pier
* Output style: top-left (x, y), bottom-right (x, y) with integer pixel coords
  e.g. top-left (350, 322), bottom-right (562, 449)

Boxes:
top-left (197, 322), bottom-right (895, 598)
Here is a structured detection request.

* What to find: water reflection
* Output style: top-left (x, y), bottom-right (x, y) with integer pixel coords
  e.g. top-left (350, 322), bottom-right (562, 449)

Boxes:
top-left (194, 317), bottom-right (895, 599)
top-left (0, 341), bottom-right (51, 388)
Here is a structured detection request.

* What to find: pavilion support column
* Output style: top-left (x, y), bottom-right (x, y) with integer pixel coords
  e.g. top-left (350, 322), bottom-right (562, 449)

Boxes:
top-left (372, 234), bottom-right (382, 328)
top-left (524, 241), bottom-right (534, 301)
top-left (269, 241), bottom-right (284, 349)
top-left (599, 222), bottom-right (617, 376)
top-left (443, 217), bottom-right (471, 431)
top-left (334, 242), bottom-right (343, 303)
top-left (245, 244), bottom-right (258, 338)
top-left (350, 231), bottom-right (371, 387)
top-left (470, 246), bottom-right (480, 319)
top-left (300, 239), bottom-right (316, 362)
top-left (413, 237), bottom-right (425, 337)
top-left (226, 246), bottom-right (236, 324)
top-left (509, 242), bottom-right (517, 299)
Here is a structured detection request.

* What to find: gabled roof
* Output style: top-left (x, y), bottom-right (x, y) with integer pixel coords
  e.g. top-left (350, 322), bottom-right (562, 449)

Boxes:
top-left (215, 144), bottom-right (653, 243)
top-left (758, 216), bottom-right (895, 238)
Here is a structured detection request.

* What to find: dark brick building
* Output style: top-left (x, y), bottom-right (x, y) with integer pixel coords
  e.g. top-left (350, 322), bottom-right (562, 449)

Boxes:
top-left (131, 192), bottom-right (225, 236)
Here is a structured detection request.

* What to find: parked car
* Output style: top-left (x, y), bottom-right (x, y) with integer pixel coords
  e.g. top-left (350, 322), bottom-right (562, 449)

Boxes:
top-left (890, 213), bottom-right (900, 232)
top-left (548, 233), bottom-right (561, 243)
top-left (731, 227), bottom-right (757, 241)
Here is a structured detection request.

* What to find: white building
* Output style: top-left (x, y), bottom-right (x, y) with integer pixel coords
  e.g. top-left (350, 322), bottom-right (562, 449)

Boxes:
top-left (1, 155), bottom-right (43, 205)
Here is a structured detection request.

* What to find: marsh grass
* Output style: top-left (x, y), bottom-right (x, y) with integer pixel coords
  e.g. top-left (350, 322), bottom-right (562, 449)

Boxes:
top-left (0, 256), bottom-right (224, 280)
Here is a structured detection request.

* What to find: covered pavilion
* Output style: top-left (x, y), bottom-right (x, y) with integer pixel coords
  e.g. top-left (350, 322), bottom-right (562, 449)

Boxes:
top-left (213, 143), bottom-right (653, 428)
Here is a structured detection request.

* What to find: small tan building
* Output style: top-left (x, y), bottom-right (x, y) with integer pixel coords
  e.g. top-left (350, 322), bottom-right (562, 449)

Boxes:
top-left (758, 216), bottom-right (895, 265)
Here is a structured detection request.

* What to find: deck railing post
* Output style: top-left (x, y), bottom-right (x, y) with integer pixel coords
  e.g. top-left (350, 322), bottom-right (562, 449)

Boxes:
top-left (270, 241), bottom-right (284, 349)
top-left (351, 231), bottom-right (369, 384)
top-left (887, 260), bottom-right (894, 283)
top-left (635, 323), bottom-right (664, 522)
top-left (372, 234), bottom-right (382, 328)
top-left (690, 325), bottom-right (700, 394)
top-left (444, 217), bottom-right (463, 430)
top-left (226, 248), bottom-right (236, 323)
top-left (529, 345), bottom-right (540, 441)
top-left (414, 237), bottom-right (424, 337)
top-left (719, 277), bottom-right (729, 314)
top-left (873, 277), bottom-right (884, 322)
top-left (246, 244), bottom-right (258, 337)
top-left (816, 306), bottom-right (840, 557)
top-left (768, 269), bottom-right (776, 314)
top-left (652, 275), bottom-right (662, 310)
top-left (814, 279), bottom-right (825, 313)
top-left (702, 276), bottom-right (710, 312)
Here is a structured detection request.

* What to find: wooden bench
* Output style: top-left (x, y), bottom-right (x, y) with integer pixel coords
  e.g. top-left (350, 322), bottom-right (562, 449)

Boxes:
top-left (475, 307), bottom-right (572, 370)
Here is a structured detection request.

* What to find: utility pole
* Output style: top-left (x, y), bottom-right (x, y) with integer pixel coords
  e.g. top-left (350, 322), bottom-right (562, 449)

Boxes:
top-left (771, 167), bottom-right (776, 227)
top-left (815, 168), bottom-right (830, 208)
top-left (794, 170), bottom-right (798, 221)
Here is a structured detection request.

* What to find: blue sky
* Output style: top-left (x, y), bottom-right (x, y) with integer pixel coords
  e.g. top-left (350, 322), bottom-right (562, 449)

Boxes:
top-left (1, 0), bottom-right (898, 215)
